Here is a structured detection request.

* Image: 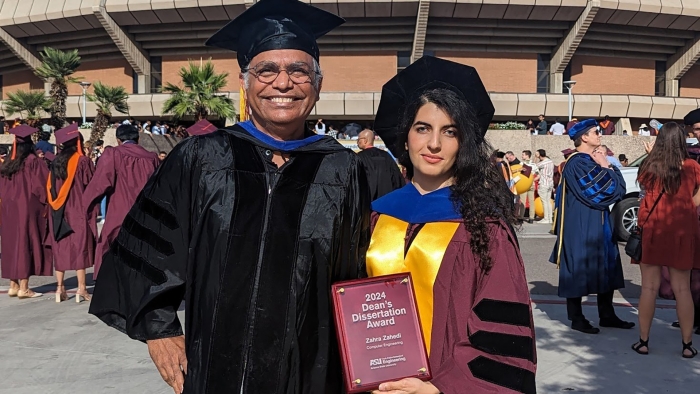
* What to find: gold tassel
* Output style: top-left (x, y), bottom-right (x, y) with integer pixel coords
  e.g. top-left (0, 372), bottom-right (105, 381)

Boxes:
top-left (239, 86), bottom-right (248, 122)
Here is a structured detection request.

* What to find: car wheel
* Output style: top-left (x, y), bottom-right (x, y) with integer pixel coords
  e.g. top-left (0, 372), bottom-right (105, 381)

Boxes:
top-left (612, 198), bottom-right (639, 242)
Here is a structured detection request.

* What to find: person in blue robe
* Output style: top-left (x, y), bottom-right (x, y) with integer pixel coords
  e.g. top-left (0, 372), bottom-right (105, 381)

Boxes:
top-left (550, 119), bottom-right (635, 334)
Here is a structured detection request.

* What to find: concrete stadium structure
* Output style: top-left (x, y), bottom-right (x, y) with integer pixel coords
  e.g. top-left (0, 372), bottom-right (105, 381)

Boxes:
top-left (0, 0), bottom-right (699, 128)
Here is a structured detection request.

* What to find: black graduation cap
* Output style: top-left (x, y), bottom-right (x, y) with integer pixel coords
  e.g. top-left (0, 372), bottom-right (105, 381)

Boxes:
top-left (205, 0), bottom-right (345, 68)
top-left (685, 108), bottom-right (700, 126)
top-left (374, 56), bottom-right (495, 157)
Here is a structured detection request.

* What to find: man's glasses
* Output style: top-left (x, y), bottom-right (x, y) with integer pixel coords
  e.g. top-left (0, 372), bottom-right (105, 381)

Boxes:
top-left (244, 61), bottom-right (318, 84)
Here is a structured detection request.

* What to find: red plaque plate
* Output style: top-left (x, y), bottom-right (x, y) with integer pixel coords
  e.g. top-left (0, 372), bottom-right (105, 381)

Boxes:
top-left (332, 273), bottom-right (431, 393)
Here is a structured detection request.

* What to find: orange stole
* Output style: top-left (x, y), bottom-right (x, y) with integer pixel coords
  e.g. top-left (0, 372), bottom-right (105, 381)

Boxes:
top-left (46, 153), bottom-right (80, 210)
top-left (366, 215), bottom-right (459, 354)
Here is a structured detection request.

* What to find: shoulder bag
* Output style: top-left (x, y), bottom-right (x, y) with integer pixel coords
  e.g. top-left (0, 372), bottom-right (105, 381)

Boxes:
top-left (625, 190), bottom-right (664, 261)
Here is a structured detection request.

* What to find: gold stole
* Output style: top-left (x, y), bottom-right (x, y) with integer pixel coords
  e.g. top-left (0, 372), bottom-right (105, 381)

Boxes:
top-left (366, 215), bottom-right (459, 354)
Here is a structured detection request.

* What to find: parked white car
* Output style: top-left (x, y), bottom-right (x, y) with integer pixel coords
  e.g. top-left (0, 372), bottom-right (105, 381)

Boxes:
top-left (611, 162), bottom-right (642, 241)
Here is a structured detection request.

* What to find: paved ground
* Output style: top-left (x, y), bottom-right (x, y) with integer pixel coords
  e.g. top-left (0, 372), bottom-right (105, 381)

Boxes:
top-left (1, 223), bottom-right (698, 393)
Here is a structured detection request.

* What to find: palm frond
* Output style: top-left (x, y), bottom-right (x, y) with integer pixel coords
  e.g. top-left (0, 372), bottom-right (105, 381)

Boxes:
top-left (35, 47), bottom-right (82, 82)
top-left (4, 90), bottom-right (52, 119)
top-left (87, 82), bottom-right (130, 117)
top-left (161, 60), bottom-right (234, 120)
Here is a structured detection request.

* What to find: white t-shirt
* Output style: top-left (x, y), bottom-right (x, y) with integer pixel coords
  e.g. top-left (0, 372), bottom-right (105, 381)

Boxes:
top-left (550, 122), bottom-right (565, 135)
top-left (639, 128), bottom-right (651, 136)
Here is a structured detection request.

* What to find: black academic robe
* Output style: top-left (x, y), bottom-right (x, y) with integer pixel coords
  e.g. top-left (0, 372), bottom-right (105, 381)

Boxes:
top-left (357, 147), bottom-right (405, 201)
top-left (89, 125), bottom-right (371, 394)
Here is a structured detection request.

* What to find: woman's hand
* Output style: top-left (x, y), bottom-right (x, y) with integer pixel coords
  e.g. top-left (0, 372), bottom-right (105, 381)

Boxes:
top-left (644, 141), bottom-right (655, 154)
top-left (372, 378), bottom-right (440, 394)
top-left (692, 186), bottom-right (700, 207)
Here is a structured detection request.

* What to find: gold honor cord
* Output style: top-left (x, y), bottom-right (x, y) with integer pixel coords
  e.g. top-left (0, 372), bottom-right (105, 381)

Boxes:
top-left (367, 215), bottom-right (459, 354)
top-left (554, 152), bottom-right (580, 269)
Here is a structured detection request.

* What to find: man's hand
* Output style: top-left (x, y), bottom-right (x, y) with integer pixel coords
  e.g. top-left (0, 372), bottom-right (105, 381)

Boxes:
top-left (372, 378), bottom-right (440, 394)
top-left (147, 335), bottom-right (187, 394)
top-left (591, 148), bottom-right (610, 168)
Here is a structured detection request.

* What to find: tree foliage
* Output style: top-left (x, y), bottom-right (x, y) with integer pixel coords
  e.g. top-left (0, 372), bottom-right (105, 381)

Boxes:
top-left (4, 90), bottom-right (52, 124)
top-left (87, 82), bottom-right (130, 145)
top-left (35, 47), bottom-right (82, 130)
top-left (161, 60), bottom-right (235, 121)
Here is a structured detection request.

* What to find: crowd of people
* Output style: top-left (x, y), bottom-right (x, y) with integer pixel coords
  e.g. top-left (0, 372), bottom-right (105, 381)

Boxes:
top-left (524, 114), bottom-right (669, 137)
top-left (0, 123), bottom-right (160, 301)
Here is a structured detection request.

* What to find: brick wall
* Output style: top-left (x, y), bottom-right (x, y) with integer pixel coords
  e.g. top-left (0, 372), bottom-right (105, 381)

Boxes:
top-left (162, 54), bottom-right (240, 92)
top-left (436, 52), bottom-right (538, 93)
top-left (680, 63), bottom-right (700, 98)
top-left (320, 52), bottom-right (396, 92)
top-left (569, 55), bottom-right (655, 96)
top-left (69, 59), bottom-right (134, 96)
top-left (2, 70), bottom-right (44, 99)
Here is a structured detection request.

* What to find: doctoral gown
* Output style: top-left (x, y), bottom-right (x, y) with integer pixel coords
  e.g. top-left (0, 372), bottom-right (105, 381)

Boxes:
top-left (367, 184), bottom-right (536, 394)
top-left (88, 123), bottom-right (371, 394)
top-left (82, 142), bottom-right (160, 278)
top-left (549, 153), bottom-right (626, 298)
top-left (0, 154), bottom-right (52, 279)
top-left (357, 147), bottom-right (405, 200)
top-left (48, 155), bottom-right (98, 271)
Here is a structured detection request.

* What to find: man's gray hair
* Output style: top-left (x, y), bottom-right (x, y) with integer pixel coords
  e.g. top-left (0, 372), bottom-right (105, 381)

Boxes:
top-left (242, 58), bottom-right (323, 92)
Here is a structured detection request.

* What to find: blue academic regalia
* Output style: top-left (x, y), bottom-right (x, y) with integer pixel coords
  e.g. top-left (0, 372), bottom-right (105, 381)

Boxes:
top-left (549, 153), bottom-right (626, 298)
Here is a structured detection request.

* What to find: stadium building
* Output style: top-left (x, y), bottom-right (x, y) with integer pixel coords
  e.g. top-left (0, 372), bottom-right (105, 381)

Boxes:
top-left (0, 0), bottom-right (700, 130)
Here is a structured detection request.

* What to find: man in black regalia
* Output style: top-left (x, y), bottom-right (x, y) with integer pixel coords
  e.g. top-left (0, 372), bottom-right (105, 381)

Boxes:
top-left (356, 128), bottom-right (405, 200)
top-left (88, 1), bottom-right (370, 393)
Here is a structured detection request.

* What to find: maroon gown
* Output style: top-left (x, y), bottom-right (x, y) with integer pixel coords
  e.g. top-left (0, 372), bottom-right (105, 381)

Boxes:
top-left (48, 156), bottom-right (98, 271)
top-left (0, 154), bottom-right (52, 279)
top-left (82, 143), bottom-right (159, 278)
top-left (369, 213), bottom-right (536, 394)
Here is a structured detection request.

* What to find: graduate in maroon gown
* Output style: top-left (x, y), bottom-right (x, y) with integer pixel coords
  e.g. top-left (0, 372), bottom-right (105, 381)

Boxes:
top-left (82, 124), bottom-right (159, 279)
top-left (0, 125), bottom-right (52, 299)
top-left (48, 124), bottom-right (97, 303)
top-left (368, 57), bottom-right (536, 394)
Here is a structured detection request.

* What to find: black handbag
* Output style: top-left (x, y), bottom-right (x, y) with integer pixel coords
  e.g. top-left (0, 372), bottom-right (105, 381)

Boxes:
top-left (625, 190), bottom-right (664, 261)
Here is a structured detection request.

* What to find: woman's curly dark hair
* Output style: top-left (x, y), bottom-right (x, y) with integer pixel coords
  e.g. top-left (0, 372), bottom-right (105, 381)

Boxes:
top-left (396, 88), bottom-right (518, 272)
top-left (0, 141), bottom-right (37, 180)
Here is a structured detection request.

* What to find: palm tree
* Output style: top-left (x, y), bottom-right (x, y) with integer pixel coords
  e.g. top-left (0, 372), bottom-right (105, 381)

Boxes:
top-left (3, 90), bottom-right (52, 127)
top-left (34, 47), bottom-right (81, 130)
top-left (161, 60), bottom-right (235, 121)
top-left (87, 82), bottom-right (129, 145)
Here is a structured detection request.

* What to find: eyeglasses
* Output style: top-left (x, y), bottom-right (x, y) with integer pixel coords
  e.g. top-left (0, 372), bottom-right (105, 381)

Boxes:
top-left (244, 61), bottom-right (319, 84)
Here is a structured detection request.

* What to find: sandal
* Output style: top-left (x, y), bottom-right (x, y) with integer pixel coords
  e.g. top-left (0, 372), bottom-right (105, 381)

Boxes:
top-left (682, 341), bottom-right (698, 359)
top-left (631, 338), bottom-right (649, 355)
top-left (55, 285), bottom-right (68, 303)
top-left (17, 290), bottom-right (43, 299)
top-left (75, 290), bottom-right (91, 303)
